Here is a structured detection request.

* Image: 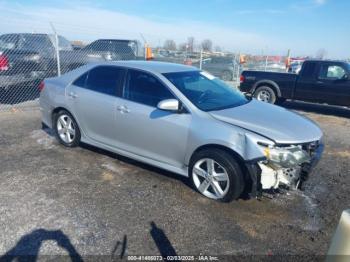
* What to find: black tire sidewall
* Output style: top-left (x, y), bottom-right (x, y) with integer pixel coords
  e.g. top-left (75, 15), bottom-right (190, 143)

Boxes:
top-left (254, 86), bottom-right (277, 104)
top-left (189, 149), bottom-right (245, 202)
top-left (54, 110), bottom-right (81, 147)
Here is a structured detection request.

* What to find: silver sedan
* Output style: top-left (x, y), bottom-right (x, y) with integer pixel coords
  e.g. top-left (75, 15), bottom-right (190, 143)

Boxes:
top-left (39, 61), bottom-right (323, 202)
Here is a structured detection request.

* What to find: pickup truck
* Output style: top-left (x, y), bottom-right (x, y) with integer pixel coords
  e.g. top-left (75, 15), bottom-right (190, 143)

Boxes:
top-left (0, 33), bottom-right (104, 91)
top-left (239, 60), bottom-right (350, 106)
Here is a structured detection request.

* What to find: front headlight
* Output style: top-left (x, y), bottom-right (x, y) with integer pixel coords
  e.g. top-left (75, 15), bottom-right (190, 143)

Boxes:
top-left (262, 145), bottom-right (311, 168)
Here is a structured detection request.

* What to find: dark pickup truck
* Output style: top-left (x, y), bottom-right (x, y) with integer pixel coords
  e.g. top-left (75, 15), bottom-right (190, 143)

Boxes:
top-left (0, 33), bottom-right (104, 91)
top-left (239, 60), bottom-right (350, 107)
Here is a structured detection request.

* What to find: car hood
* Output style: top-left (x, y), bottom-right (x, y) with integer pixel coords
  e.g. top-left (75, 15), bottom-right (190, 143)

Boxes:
top-left (209, 100), bottom-right (323, 144)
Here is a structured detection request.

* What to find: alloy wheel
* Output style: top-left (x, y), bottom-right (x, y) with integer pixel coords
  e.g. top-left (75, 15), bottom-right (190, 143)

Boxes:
top-left (57, 114), bottom-right (76, 144)
top-left (192, 158), bottom-right (230, 199)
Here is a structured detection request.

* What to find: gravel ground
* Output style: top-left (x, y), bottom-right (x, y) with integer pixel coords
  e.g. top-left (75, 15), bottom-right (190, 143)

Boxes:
top-left (0, 101), bottom-right (349, 260)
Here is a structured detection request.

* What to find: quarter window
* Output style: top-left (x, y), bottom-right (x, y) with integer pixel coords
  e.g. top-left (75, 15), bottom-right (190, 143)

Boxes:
top-left (123, 70), bottom-right (175, 107)
top-left (84, 66), bottom-right (124, 96)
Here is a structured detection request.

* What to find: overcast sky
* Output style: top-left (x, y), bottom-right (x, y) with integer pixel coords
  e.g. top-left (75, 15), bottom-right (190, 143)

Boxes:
top-left (0, 0), bottom-right (348, 58)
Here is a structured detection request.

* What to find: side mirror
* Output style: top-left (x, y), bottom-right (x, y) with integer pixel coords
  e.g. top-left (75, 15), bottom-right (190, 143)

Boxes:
top-left (157, 99), bottom-right (180, 112)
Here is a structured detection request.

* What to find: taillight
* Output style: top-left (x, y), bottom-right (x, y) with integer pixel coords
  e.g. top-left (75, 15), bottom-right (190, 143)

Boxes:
top-left (0, 54), bottom-right (9, 71)
top-left (240, 75), bottom-right (245, 83)
top-left (38, 81), bottom-right (45, 92)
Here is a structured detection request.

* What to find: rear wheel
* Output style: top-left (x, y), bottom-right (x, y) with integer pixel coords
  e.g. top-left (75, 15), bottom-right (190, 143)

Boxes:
top-left (253, 86), bottom-right (277, 104)
top-left (189, 149), bottom-right (244, 202)
top-left (54, 110), bottom-right (81, 147)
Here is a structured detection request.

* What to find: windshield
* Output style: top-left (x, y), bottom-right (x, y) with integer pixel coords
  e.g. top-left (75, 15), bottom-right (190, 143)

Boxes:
top-left (163, 71), bottom-right (249, 111)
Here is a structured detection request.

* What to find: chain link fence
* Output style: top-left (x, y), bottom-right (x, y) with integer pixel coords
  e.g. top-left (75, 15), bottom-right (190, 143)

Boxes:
top-left (0, 21), bottom-right (291, 112)
top-left (0, 22), bottom-right (145, 112)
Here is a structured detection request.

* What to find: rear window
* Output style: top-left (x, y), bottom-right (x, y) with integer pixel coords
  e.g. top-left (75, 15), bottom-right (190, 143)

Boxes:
top-left (0, 35), bottom-right (18, 50)
top-left (84, 40), bottom-right (136, 55)
top-left (300, 62), bottom-right (317, 78)
top-left (21, 35), bottom-right (53, 52)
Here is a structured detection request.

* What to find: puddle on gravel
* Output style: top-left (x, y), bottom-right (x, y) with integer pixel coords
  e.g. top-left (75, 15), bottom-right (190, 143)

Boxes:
top-left (30, 129), bottom-right (56, 149)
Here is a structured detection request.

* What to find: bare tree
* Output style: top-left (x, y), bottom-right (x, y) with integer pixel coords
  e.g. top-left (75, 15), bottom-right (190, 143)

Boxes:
top-left (187, 36), bottom-right (195, 52)
top-left (315, 48), bottom-right (327, 60)
top-left (163, 39), bottom-right (177, 51)
top-left (178, 43), bottom-right (187, 52)
top-left (214, 45), bottom-right (222, 52)
top-left (201, 39), bottom-right (213, 52)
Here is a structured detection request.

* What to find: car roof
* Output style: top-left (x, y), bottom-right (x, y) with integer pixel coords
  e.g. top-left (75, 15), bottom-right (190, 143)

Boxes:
top-left (92, 39), bottom-right (136, 42)
top-left (99, 60), bottom-right (199, 74)
top-left (305, 59), bottom-right (347, 64)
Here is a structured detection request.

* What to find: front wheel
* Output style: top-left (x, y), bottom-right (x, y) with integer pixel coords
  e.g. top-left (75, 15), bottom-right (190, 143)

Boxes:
top-left (189, 149), bottom-right (245, 202)
top-left (253, 86), bottom-right (277, 104)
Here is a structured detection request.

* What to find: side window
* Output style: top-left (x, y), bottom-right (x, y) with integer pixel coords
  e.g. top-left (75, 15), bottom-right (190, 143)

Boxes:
top-left (84, 66), bottom-right (124, 96)
top-left (124, 70), bottom-right (175, 107)
top-left (72, 72), bottom-right (88, 87)
top-left (300, 62), bottom-right (316, 78)
top-left (319, 64), bottom-right (346, 80)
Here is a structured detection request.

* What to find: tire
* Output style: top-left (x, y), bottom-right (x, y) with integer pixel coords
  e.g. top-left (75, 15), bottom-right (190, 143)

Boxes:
top-left (54, 110), bottom-right (81, 147)
top-left (221, 70), bottom-right (233, 81)
top-left (253, 86), bottom-right (277, 104)
top-left (189, 149), bottom-right (245, 202)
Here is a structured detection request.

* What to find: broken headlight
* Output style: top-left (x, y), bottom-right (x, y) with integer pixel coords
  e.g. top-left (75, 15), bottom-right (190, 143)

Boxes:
top-left (261, 144), bottom-right (311, 168)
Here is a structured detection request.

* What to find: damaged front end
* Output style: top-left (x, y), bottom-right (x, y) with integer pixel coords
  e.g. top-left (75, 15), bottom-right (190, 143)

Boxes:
top-left (246, 140), bottom-right (324, 198)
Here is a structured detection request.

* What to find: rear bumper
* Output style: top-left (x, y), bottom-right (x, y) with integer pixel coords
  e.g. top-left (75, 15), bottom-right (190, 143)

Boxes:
top-left (246, 142), bottom-right (324, 198)
top-left (0, 72), bottom-right (46, 89)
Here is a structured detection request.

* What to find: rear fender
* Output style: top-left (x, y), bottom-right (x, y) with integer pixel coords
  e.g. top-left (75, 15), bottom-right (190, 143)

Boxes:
top-left (252, 80), bottom-right (281, 97)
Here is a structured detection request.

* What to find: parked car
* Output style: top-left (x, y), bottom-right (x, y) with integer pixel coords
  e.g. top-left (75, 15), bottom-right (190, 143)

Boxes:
top-left (194, 57), bottom-right (236, 81)
top-left (40, 61), bottom-right (323, 202)
top-left (81, 39), bottom-right (139, 61)
top-left (240, 60), bottom-right (350, 106)
top-left (0, 33), bottom-right (104, 91)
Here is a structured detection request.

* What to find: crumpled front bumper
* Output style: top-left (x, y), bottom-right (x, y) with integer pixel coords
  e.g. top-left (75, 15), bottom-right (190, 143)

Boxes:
top-left (245, 142), bottom-right (324, 198)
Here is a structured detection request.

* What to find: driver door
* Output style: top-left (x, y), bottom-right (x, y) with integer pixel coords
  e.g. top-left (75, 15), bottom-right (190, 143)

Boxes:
top-left (114, 69), bottom-right (192, 168)
top-left (315, 63), bottom-right (350, 106)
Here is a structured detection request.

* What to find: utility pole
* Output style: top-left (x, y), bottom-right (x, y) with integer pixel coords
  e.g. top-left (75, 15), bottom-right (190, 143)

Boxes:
top-left (50, 22), bottom-right (61, 76)
top-left (199, 49), bottom-right (203, 70)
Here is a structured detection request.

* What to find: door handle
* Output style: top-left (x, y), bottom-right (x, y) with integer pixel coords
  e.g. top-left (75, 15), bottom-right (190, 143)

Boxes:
top-left (68, 92), bottom-right (78, 98)
top-left (316, 81), bottom-right (324, 84)
top-left (117, 105), bottom-right (130, 113)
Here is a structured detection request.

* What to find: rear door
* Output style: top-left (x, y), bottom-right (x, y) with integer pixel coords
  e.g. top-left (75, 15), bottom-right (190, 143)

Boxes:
top-left (67, 66), bottom-right (126, 146)
top-left (114, 69), bottom-right (192, 168)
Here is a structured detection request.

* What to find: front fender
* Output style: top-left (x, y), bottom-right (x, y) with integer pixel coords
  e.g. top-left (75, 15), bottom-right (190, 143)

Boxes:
top-left (184, 121), bottom-right (272, 166)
